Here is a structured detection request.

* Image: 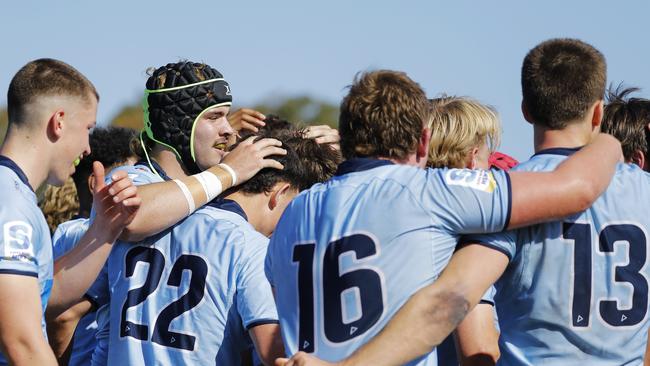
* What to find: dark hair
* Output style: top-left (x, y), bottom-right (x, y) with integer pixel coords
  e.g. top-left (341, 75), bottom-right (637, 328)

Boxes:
top-left (339, 70), bottom-right (430, 160)
top-left (238, 114), bottom-right (295, 141)
top-left (602, 85), bottom-right (650, 162)
top-left (7, 58), bottom-right (99, 125)
top-left (233, 126), bottom-right (341, 194)
top-left (521, 38), bottom-right (606, 129)
top-left (72, 127), bottom-right (138, 189)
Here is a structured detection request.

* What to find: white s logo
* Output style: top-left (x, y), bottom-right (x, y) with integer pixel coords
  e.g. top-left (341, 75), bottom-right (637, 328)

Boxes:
top-left (3, 221), bottom-right (34, 258)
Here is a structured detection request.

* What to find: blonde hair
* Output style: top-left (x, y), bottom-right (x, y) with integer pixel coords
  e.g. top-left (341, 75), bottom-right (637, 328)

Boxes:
top-left (427, 96), bottom-right (501, 168)
top-left (39, 177), bottom-right (80, 234)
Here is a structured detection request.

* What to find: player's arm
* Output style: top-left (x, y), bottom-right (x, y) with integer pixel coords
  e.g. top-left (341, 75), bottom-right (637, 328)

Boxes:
top-left (453, 303), bottom-right (499, 366)
top-left (507, 133), bottom-right (621, 229)
top-left (0, 275), bottom-right (57, 366)
top-left (45, 298), bottom-right (93, 364)
top-left (250, 323), bottom-right (285, 366)
top-left (47, 162), bottom-right (139, 317)
top-left (120, 137), bottom-right (286, 241)
top-left (276, 245), bottom-right (508, 366)
top-left (645, 328), bottom-right (650, 366)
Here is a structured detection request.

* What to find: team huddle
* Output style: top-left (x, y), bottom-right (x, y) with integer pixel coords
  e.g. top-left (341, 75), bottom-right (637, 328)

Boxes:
top-left (0, 37), bottom-right (647, 366)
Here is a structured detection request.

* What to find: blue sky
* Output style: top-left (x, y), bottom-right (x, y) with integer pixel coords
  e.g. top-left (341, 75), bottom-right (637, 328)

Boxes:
top-left (2, 0), bottom-right (649, 160)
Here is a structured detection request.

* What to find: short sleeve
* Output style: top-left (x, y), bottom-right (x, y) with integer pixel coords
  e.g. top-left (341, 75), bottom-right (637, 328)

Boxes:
top-left (264, 240), bottom-right (274, 287)
top-left (52, 219), bottom-right (89, 260)
top-left (460, 229), bottom-right (517, 261)
top-left (425, 168), bottom-right (511, 234)
top-left (479, 285), bottom-right (497, 306)
top-left (236, 234), bottom-right (279, 330)
top-left (86, 263), bottom-right (110, 308)
top-left (0, 207), bottom-right (42, 277)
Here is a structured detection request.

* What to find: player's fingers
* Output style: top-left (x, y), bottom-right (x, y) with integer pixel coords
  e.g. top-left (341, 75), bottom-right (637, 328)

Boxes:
top-left (260, 146), bottom-right (288, 157)
top-left (261, 159), bottom-right (285, 170)
top-left (122, 195), bottom-right (142, 208)
top-left (107, 176), bottom-right (133, 196)
top-left (275, 358), bottom-right (290, 366)
top-left (112, 186), bottom-right (137, 204)
top-left (304, 125), bottom-right (335, 138)
top-left (314, 134), bottom-right (340, 144)
top-left (242, 114), bottom-right (266, 126)
top-left (92, 161), bottom-right (106, 194)
top-left (241, 108), bottom-right (266, 120)
top-left (251, 137), bottom-right (283, 149)
top-left (240, 122), bottom-right (259, 133)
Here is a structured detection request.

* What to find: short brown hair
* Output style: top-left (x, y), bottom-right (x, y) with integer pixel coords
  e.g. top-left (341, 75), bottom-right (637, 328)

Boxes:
top-left (602, 85), bottom-right (650, 162)
top-left (339, 70), bottom-right (430, 160)
top-left (521, 38), bottom-right (606, 129)
top-left (7, 58), bottom-right (98, 125)
top-left (428, 96), bottom-right (501, 168)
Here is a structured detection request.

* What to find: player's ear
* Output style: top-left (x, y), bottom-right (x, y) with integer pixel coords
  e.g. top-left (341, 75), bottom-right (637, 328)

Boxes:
top-left (591, 100), bottom-right (604, 129)
top-left (416, 127), bottom-right (431, 165)
top-left (268, 182), bottom-right (292, 211)
top-left (521, 100), bottom-right (534, 125)
top-left (87, 173), bottom-right (96, 194)
top-left (466, 147), bottom-right (480, 169)
top-left (631, 149), bottom-right (645, 169)
top-left (46, 109), bottom-right (65, 142)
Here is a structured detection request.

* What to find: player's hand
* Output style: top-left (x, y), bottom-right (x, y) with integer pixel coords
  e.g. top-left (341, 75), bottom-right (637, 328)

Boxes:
top-left (275, 352), bottom-right (341, 366)
top-left (305, 125), bottom-right (340, 150)
top-left (91, 162), bottom-right (141, 237)
top-left (221, 136), bottom-right (287, 184)
top-left (229, 108), bottom-right (266, 133)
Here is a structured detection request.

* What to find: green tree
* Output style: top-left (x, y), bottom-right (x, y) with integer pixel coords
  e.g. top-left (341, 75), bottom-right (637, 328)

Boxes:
top-left (110, 105), bottom-right (143, 130)
top-left (252, 95), bottom-right (338, 127)
top-left (0, 107), bottom-right (7, 144)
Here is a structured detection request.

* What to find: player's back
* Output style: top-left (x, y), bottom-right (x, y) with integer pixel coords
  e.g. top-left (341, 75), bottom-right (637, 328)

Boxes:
top-left (266, 159), bottom-right (511, 365)
top-left (105, 203), bottom-right (277, 365)
top-left (482, 149), bottom-right (650, 365)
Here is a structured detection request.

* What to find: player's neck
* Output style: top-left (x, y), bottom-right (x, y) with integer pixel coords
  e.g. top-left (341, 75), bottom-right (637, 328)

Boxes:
top-left (223, 191), bottom-right (271, 236)
top-left (533, 121), bottom-right (595, 153)
top-left (0, 128), bottom-right (50, 190)
top-left (151, 147), bottom-right (189, 179)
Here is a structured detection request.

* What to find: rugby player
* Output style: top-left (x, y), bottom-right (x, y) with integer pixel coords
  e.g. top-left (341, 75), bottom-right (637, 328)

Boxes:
top-left (0, 59), bottom-right (140, 365)
top-left (88, 125), bottom-right (341, 365)
top-left (269, 68), bottom-right (621, 366)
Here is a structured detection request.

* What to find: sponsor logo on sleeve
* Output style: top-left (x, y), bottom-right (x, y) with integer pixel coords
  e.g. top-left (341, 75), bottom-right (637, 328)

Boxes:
top-left (2, 221), bottom-right (35, 259)
top-left (445, 169), bottom-right (497, 193)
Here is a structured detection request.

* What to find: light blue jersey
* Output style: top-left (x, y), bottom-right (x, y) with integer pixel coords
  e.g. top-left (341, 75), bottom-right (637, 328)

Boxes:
top-left (266, 159), bottom-right (511, 365)
top-left (467, 147), bottom-right (650, 366)
top-left (86, 160), bottom-right (166, 366)
top-left (52, 218), bottom-right (97, 366)
top-left (0, 156), bottom-right (53, 364)
top-left (89, 196), bottom-right (278, 365)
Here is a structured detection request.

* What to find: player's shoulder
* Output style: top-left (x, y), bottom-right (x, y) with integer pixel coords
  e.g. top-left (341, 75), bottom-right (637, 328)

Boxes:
top-left (52, 217), bottom-right (89, 251)
top-left (191, 206), bottom-right (267, 244)
top-left (107, 163), bottom-right (162, 185)
top-left (0, 166), bottom-right (36, 205)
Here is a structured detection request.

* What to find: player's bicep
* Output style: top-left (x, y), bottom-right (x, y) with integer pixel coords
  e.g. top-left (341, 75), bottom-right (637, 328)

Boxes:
top-left (248, 323), bottom-right (284, 366)
top-left (0, 275), bottom-right (47, 351)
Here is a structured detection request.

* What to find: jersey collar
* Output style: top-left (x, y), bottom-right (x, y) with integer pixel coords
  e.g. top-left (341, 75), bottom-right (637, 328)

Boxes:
top-left (206, 198), bottom-right (248, 221)
top-left (135, 159), bottom-right (171, 181)
top-left (532, 146), bottom-right (583, 157)
top-left (335, 158), bottom-right (394, 176)
top-left (0, 155), bottom-right (34, 192)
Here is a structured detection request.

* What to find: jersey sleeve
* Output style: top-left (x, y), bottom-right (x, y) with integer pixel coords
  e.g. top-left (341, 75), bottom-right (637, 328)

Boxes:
top-left (86, 263), bottom-right (110, 308)
top-left (425, 168), bottom-right (511, 234)
top-left (264, 239), bottom-right (274, 287)
top-left (479, 285), bottom-right (497, 306)
top-left (236, 233), bottom-right (279, 330)
top-left (52, 219), bottom-right (89, 260)
top-left (0, 203), bottom-right (44, 277)
top-left (106, 164), bottom-right (161, 186)
top-left (459, 229), bottom-right (517, 261)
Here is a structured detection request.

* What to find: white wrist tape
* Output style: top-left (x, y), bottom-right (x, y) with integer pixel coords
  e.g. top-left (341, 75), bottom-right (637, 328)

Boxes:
top-left (173, 179), bottom-right (195, 215)
top-left (194, 170), bottom-right (223, 202)
top-left (218, 163), bottom-right (237, 186)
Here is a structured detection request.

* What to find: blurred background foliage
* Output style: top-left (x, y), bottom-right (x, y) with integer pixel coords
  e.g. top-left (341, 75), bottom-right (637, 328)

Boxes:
top-left (0, 95), bottom-right (338, 144)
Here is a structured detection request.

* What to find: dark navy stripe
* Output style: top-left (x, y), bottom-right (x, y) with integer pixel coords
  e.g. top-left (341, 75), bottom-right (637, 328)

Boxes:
top-left (84, 293), bottom-right (100, 309)
top-left (206, 198), bottom-right (248, 221)
top-left (479, 299), bottom-right (495, 306)
top-left (503, 171), bottom-right (512, 231)
top-left (0, 269), bottom-right (38, 278)
top-left (0, 155), bottom-right (33, 191)
top-left (532, 146), bottom-right (582, 157)
top-left (135, 159), bottom-right (171, 181)
top-left (334, 158), bottom-right (394, 176)
top-left (245, 319), bottom-right (280, 330)
top-left (456, 239), bottom-right (513, 261)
